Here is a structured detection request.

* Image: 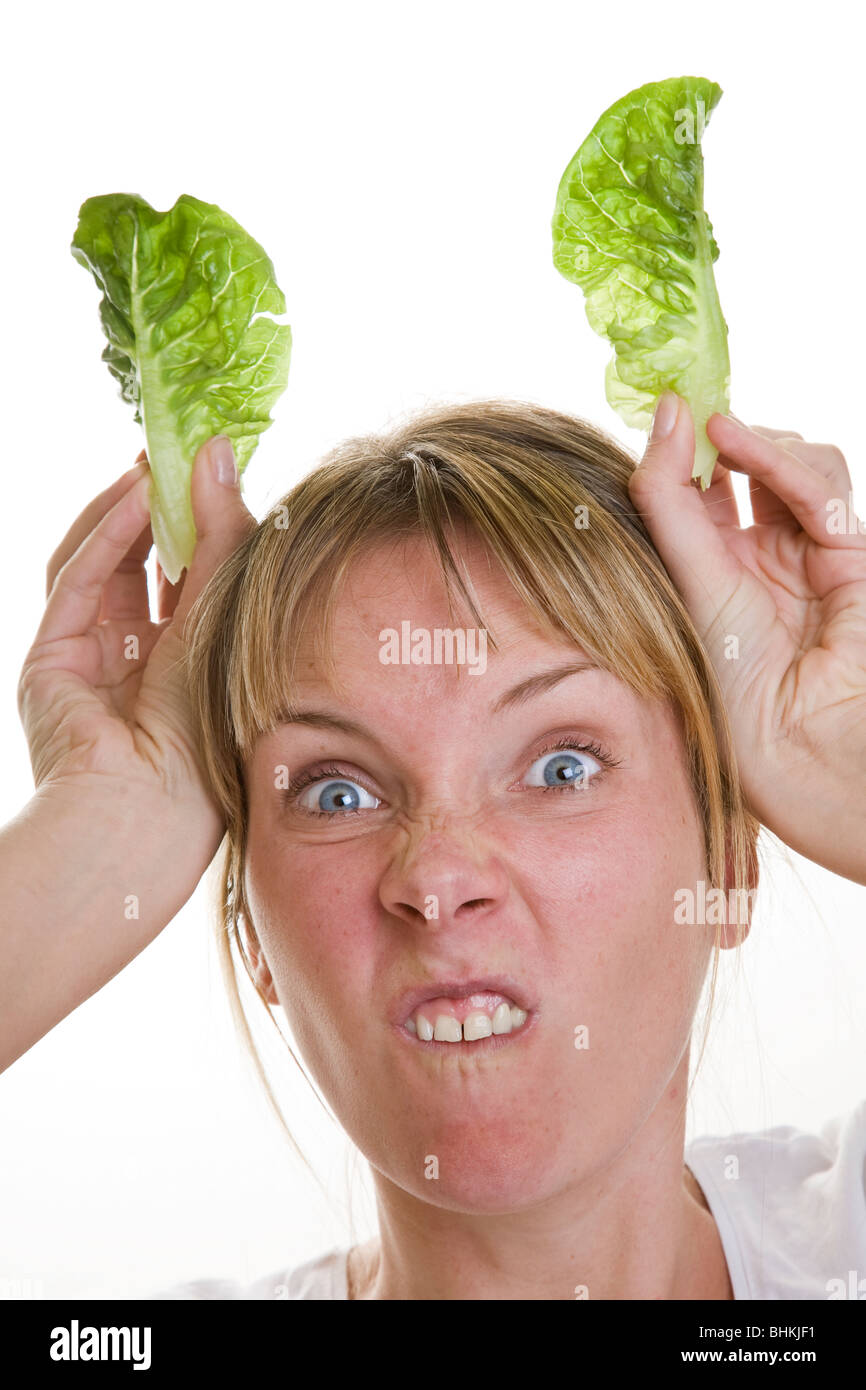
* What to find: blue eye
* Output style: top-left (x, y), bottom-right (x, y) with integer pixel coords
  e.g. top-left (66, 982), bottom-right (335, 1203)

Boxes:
top-left (285, 737), bottom-right (617, 820)
top-left (296, 776), bottom-right (380, 816)
top-left (524, 744), bottom-right (603, 790)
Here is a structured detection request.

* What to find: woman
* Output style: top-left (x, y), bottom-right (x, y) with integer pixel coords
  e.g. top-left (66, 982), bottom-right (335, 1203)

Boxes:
top-left (5, 393), bottom-right (866, 1299)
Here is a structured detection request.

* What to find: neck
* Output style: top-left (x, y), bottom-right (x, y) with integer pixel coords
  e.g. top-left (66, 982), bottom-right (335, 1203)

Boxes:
top-left (350, 1081), bottom-right (732, 1301)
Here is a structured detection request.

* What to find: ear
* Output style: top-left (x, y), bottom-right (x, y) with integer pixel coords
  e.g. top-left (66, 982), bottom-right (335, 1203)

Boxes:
top-left (238, 913), bottom-right (279, 1006)
top-left (718, 833), bottom-right (760, 949)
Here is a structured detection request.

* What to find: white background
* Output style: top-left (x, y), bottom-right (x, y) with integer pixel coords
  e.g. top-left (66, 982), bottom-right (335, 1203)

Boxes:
top-left (0, 0), bottom-right (864, 1298)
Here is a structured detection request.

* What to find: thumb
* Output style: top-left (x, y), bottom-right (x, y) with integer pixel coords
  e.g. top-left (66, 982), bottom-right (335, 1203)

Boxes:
top-left (628, 393), bottom-right (743, 632)
top-left (174, 435), bottom-right (258, 624)
top-left (640, 390), bottom-right (692, 473)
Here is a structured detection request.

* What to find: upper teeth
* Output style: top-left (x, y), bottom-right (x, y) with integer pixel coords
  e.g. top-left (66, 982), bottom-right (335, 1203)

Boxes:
top-left (405, 1001), bottom-right (528, 1042)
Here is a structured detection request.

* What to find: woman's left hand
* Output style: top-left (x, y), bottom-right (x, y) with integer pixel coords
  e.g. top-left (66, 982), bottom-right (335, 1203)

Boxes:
top-left (629, 392), bottom-right (866, 885)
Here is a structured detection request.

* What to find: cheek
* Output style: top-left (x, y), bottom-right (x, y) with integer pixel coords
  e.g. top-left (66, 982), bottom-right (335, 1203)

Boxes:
top-left (493, 801), bottom-right (709, 1168)
top-left (243, 824), bottom-right (382, 1069)
top-left (495, 782), bottom-right (709, 1042)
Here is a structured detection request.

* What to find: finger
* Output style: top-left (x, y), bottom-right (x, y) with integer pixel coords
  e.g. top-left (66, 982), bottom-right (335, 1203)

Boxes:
top-left (777, 439), bottom-right (851, 494)
top-left (718, 421), bottom-right (804, 473)
top-left (706, 432), bottom-right (801, 528)
top-left (156, 559), bottom-right (184, 623)
top-left (98, 517), bottom-right (155, 624)
top-left (727, 414), bottom-right (806, 444)
top-left (743, 426), bottom-right (804, 442)
top-left (694, 455), bottom-right (741, 530)
top-left (172, 436), bottom-right (258, 629)
top-left (46, 451), bottom-right (149, 596)
top-left (744, 429), bottom-right (817, 522)
top-left (628, 394), bottom-right (746, 631)
top-left (738, 444), bottom-right (820, 529)
top-left (33, 472), bottom-right (153, 647)
top-left (704, 415), bottom-right (859, 549)
top-left (717, 420), bottom-right (851, 518)
top-left (710, 416), bottom-right (851, 491)
top-left (746, 481), bottom-right (801, 530)
top-left (694, 446), bottom-right (792, 530)
top-left (712, 445), bottom-right (815, 531)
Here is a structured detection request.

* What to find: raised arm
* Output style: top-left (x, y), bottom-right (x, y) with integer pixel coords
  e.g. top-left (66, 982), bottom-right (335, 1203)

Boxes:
top-left (630, 394), bottom-right (866, 885)
top-left (0, 436), bottom-right (254, 1073)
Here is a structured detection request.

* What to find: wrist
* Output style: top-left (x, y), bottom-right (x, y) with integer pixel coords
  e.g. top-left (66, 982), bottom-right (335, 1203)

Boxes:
top-left (26, 774), bottom-right (224, 918)
top-left (0, 780), bottom-right (224, 1073)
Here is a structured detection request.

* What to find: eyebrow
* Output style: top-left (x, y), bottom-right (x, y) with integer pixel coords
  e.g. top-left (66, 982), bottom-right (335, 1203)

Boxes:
top-left (491, 660), bottom-right (603, 713)
top-left (273, 662), bottom-right (604, 738)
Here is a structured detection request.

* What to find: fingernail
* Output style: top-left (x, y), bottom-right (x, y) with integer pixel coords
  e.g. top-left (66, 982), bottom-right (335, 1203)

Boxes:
top-left (208, 435), bottom-right (237, 486)
top-left (651, 392), bottom-right (679, 441)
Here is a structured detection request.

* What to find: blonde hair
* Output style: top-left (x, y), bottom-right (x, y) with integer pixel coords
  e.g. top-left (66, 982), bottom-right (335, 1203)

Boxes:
top-left (184, 396), bottom-right (760, 1173)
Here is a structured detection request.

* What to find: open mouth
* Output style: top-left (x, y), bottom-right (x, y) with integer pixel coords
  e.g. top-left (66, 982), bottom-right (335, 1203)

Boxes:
top-left (397, 989), bottom-right (534, 1048)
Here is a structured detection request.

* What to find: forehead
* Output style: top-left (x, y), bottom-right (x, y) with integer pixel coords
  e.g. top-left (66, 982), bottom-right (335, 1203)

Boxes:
top-left (278, 531), bottom-right (670, 745)
top-left (292, 530), bottom-right (557, 677)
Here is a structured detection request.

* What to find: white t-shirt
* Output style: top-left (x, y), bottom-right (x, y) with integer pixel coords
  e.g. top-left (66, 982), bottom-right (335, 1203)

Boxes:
top-left (152, 1100), bottom-right (866, 1300)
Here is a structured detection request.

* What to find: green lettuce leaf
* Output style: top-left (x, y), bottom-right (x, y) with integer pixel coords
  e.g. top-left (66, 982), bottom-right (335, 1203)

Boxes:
top-left (551, 77), bottom-right (730, 489)
top-left (72, 193), bottom-right (292, 580)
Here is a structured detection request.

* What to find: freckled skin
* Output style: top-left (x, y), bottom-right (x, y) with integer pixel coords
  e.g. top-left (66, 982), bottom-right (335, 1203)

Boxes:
top-left (241, 528), bottom-right (734, 1298)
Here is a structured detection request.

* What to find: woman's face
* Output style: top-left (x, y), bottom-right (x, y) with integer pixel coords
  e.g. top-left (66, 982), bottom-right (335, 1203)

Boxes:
top-left (243, 530), bottom-right (713, 1212)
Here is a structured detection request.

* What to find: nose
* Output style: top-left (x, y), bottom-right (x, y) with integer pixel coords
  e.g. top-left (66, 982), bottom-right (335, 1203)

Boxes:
top-left (378, 822), bottom-right (509, 929)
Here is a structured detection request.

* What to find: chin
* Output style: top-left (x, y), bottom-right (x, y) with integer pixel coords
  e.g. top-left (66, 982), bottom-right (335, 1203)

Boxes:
top-left (377, 1118), bottom-right (572, 1214)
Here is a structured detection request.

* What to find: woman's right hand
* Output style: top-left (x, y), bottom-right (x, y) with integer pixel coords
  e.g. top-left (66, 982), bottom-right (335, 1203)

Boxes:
top-left (17, 434), bottom-right (256, 864)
